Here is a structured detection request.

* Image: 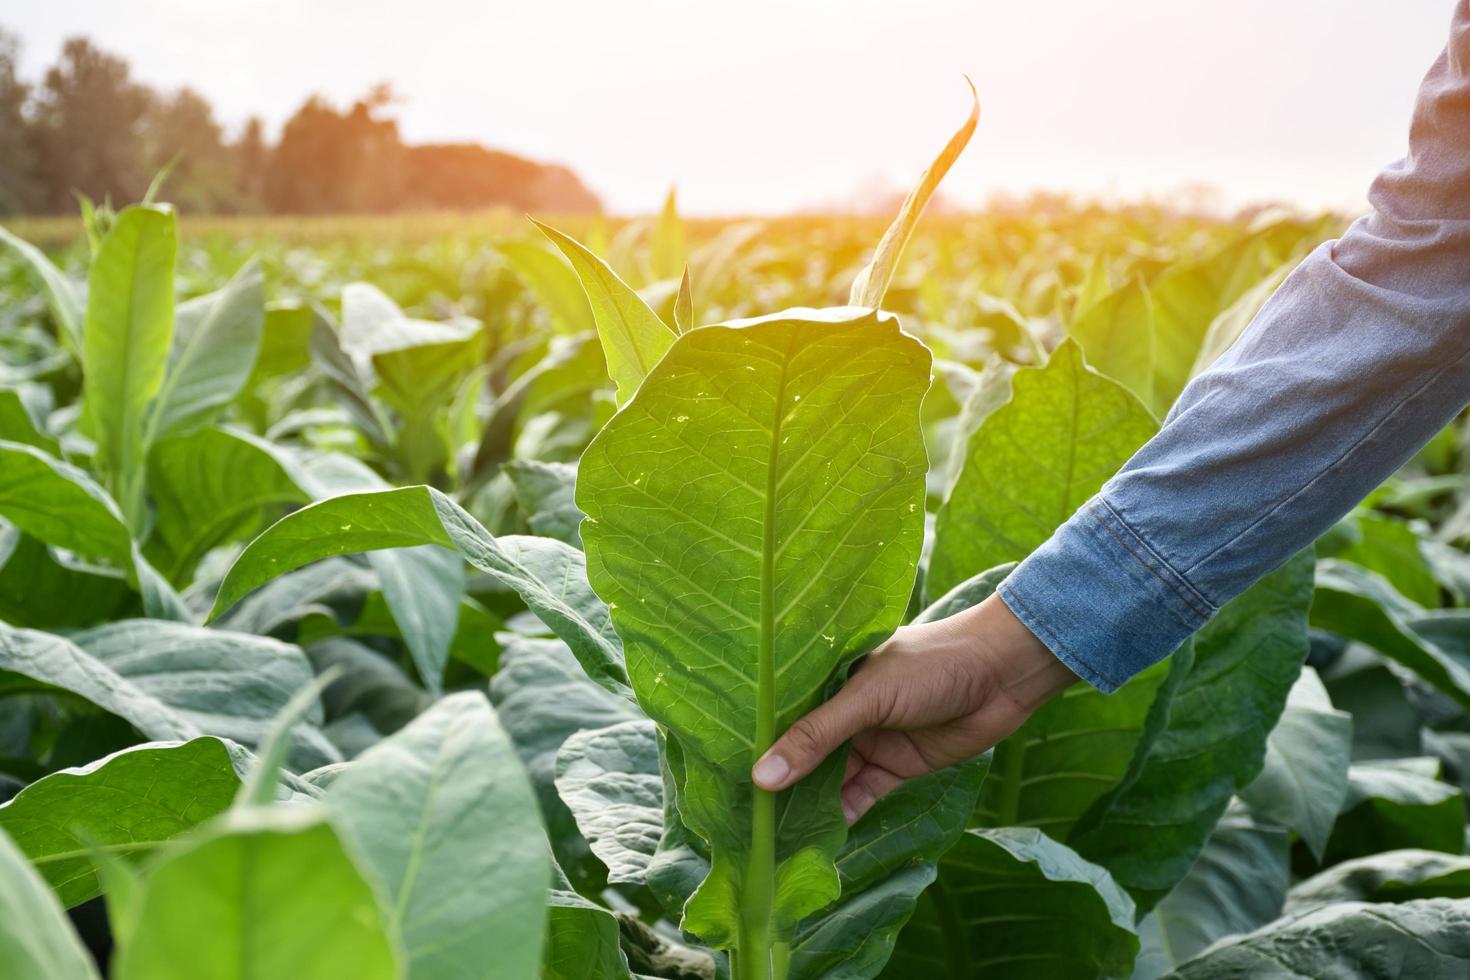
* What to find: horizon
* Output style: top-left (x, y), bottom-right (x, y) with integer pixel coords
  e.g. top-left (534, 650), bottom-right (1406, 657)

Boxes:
top-left (7, 0), bottom-right (1456, 216)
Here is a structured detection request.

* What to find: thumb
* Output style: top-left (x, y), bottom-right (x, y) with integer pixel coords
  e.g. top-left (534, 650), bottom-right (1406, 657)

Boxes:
top-left (751, 679), bottom-right (880, 791)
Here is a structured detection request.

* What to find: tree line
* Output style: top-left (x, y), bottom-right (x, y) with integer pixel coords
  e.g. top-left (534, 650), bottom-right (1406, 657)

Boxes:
top-left (0, 31), bottom-right (601, 216)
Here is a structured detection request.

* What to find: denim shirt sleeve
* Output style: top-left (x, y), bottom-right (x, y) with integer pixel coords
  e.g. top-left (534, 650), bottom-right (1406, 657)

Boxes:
top-left (997, 0), bottom-right (1470, 694)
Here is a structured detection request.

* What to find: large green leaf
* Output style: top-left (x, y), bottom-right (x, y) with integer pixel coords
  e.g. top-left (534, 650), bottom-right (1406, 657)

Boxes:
top-left (0, 737), bottom-right (240, 907)
top-left (1071, 552), bottom-right (1314, 912)
top-left (0, 386), bottom-right (60, 454)
top-left (208, 485), bottom-right (630, 700)
top-left (555, 719), bottom-right (663, 885)
top-left (1320, 758), bottom-right (1464, 867)
top-left (884, 827), bottom-right (1138, 980)
top-left (82, 205), bottom-right (178, 528)
top-left (143, 258), bottom-right (265, 446)
top-left (1237, 667), bottom-right (1351, 860)
top-left (1311, 560), bottom-right (1470, 712)
top-left (576, 307), bottom-right (930, 953)
top-left (1164, 899), bottom-right (1470, 978)
top-left (0, 224), bottom-right (84, 353)
top-left (849, 78), bottom-right (977, 308)
top-left (1336, 513), bottom-right (1440, 608)
top-left (0, 826), bottom-right (99, 980)
top-left (327, 692), bottom-right (547, 980)
top-left (366, 544), bottom-right (462, 694)
top-left (928, 339), bottom-right (1156, 597)
top-left (533, 220), bottom-right (676, 405)
top-left (113, 806), bottom-right (401, 980)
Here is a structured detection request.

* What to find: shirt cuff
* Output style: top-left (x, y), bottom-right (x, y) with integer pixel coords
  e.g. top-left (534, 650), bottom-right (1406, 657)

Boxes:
top-left (996, 496), bottom-right (1216, 693)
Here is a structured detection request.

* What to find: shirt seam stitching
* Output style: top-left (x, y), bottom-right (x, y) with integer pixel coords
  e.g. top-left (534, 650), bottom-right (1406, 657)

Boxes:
top-left (1089, 499), bottom-right (1215, 625)
top-left (998, 581), bottom-right (1124, 691)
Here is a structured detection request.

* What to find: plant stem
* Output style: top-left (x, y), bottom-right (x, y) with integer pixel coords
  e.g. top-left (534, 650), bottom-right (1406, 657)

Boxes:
top-left (739, 357), bottom-right (789, 980)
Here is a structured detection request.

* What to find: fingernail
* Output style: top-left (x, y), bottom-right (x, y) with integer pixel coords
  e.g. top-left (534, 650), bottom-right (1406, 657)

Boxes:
top-left (842, 800), bottom-right (858, 825)
top-left (752, 754), bottom-right (790, 789)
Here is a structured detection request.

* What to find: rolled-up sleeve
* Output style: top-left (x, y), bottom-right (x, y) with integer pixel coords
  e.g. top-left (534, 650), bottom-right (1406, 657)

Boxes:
top-left (999, 0), bottom-right (1470, 692)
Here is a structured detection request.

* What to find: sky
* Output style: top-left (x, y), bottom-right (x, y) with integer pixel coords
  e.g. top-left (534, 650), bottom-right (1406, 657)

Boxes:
top-left (6, 0), bottom-right (1457, 215)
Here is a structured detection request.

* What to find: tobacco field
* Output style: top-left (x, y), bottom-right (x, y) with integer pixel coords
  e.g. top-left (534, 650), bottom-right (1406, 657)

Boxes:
top-left (2, 103), bottom-right (1470, 979)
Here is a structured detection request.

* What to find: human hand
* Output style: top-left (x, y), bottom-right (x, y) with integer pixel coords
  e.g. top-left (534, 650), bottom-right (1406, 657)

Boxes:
top-left (751, 593), bottom-right (1078, 824)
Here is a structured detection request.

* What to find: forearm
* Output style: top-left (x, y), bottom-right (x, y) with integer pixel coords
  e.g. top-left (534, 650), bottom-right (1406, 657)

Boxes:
top-left (1000, 1), bottom-right (1470, 692)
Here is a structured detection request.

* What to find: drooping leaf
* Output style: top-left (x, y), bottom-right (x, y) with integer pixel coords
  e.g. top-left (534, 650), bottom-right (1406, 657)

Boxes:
top-left (1237, 667), bottom-right (1352, 860)
top-left (0, 737), bottom-right (240, 907)
top-left (1337, 513), bottom-right (1440, 608)
top-left (1320, 758), bottom-right (1464, 867)
top-left (338, 282), bottom-right (480, 357)
top-left (0, 386), bottom-right (60, 454)
top-left (113, 807), bottom-right (401, 980)
top-left (143, 258), bottom-right (265, 446)
top-left (1311, 559), bottom-right (1470, 712)
top-left (1163, 899), bottom-right (1470, 979)
top-left (576, 307), bottom-right (930, 949)
top-left (849, 78), bottom-right (978, 309)
top-left (208, 485), bottom-right (630, 699)
top-left (82, 205), bottom-right (178, 528)
top-left (884, 827), bottom-right (1138, 980)
top-left (928, 339), bottom-right (1157, 598)
top-left (0, 826), bottom-right (99, 980)
top-left (1072, 552), bottom-right (1314, 912)
top-left (328, 692), bottom-right (548, 980)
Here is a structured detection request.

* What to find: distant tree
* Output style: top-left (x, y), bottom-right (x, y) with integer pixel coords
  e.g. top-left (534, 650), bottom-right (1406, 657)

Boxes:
top-left (0, 30), bottom-right (43, 214)
top-left (233, 116), bottom-right (268, 211)
top-left (403, 144), bottom-right (601, 213)
top-left (142, 86), bottom-right (236, 212)
top-left (31, 37), bottom-right (151, 210)
top-left (264, 87), bottom-right (405, 213)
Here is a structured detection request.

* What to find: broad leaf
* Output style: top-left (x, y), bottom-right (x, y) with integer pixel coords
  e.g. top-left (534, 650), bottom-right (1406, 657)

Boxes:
top-left (328, 692), bottom-right (547, 980)
top-left (544, 863), bottom-right (635, 980)
top-left (1237, 667), bottom-right (1351, 860)
top-left (1287, 849), bottom-right (1470, 913)
top-left (1320, 758), bottom-right (1464, 867)
top-left (113, 807), bottom-right (400, 980)
top-left (1311, 560), bottom-right (1470, 712)
top-left (83, 205), bottom-right (178, 528)
top-left (0, 440), bottom-right (134, 566)
top-left (577, 307), bottom-right (930, 950)
top-left (208, 485), bottom-right (631, 700)
top-left (1148, 802), bottom-right (1290, 969)
top-left (0, 737), bottom-right (240, 907)
top-left (884, 827), bottom-right (1138, 980)
top-left (143, 258), bottom-right (265, 446)
top-left (1071, 552), bottom-right (1314, 912)
top-left (533, 219), bottom-right (676, 405)
top-left (1336, 513), bottom-right (1439, 607)
top-left (928, 339), bottom-right (1156, 598)
top-left (365, 545), bottom-right (462, 694)
top-left (555, 719), bottom-right (662, 885)
top-left (0, 826), bottom-right (99, 980)
top-left (1164, 899), bottom-right (1470, 978)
